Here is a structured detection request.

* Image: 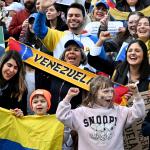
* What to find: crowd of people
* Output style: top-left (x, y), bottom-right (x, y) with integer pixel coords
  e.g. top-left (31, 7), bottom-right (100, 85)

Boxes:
top-left (0, 0), bottom-right (150, 149)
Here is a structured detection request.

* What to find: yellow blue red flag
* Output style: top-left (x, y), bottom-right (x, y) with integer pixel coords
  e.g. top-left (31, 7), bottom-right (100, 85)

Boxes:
top-left (0, 107), bottom-right (64, 150)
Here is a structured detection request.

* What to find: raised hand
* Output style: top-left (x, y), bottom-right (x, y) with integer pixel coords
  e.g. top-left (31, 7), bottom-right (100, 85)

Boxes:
top-left (63, 87), bottom-right (80, 103)
top-left (99, 31), bottom-right (111, 42)
top-left (100, 15), bottom-right (108, 30)
top-left (22, 19), bottom-right (29, 28)
top-left (96, 30), bottom-right (111, 46)
top-left (37, 0), bottom-right (56, 12)
top-left (127, 83), bottom-right (139, 96)
top-left (67, 87), bottom-right (80, 98)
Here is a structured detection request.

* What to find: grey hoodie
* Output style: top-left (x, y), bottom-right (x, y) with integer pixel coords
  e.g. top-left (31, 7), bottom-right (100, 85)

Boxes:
top-left (56, 95), bottom-right (145, 150)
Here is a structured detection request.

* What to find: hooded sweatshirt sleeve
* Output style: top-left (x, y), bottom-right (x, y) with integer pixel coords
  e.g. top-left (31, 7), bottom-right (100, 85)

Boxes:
top-left (33, 12), bottom-right (48, 39)
top-left (56, 101), bottom-right (82, 130)
top-left (123, 94), bottom-right (145, 128)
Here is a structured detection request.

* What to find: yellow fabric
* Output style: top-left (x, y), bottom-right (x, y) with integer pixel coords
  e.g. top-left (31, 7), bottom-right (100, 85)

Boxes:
top-left (28, 49), bottom-right (96, 91)
top-left (110, 6), bottom-right (150, 20)
top-left (42, 29), bottom-right (66, 52)
top-left (8, 38), bottom-right (96, 91)
top-left (146, 39), bottom-right (150, 51)
top-left (146, 39), bottom-right (150, 64)
top-left (120, 96), bottom-right (128, 106)
top-left (0, 107), bottom-right (64, 150)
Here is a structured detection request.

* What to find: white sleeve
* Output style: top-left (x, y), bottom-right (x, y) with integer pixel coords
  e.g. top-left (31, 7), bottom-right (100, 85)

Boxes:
top-left (125, 95), bottom-right (145, 127)
top-left (90, 46), bottom-right (103, 56)
top-left (56, 101), bottom-right (80, 130)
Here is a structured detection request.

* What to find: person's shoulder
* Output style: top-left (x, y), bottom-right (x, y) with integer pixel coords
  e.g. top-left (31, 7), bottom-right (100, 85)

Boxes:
top-left (17, 8), bottom-right (27, 14)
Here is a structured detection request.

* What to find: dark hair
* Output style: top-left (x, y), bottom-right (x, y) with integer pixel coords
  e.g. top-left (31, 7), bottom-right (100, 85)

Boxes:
top-left (46, 3), bottom-right (68, 31)
top-left (67, 3), bottom-right (85, 17)
top-left (127, 11), bottom-right (144, 21)
top-left (115, 11), bottom-right (144, 41)
top-left (137, 16), bottom-right (150, 39)
top-left (118, 39), bottom-right (150, 80)
top-left (53, 2), bottom-right (61, 12)
top-left (0, 51), bottom-right (26, 100)
top-left (82, 75), bottom-right (114, 107)
top-left (137, 16), bottom-right (150, 25)
top-left (116, 0), bottom-right (146, 12)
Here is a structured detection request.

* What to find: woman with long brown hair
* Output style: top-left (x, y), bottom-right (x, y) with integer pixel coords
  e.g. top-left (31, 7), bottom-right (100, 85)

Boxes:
top-left (0, 50), bottom-right (27, 116)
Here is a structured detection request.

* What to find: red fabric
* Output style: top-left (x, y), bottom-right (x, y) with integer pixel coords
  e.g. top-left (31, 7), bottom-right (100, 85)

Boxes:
top-left (8, 9), bottom-right (30, 38)
top-left (114, 85), bottom-right (129, 104)
top-left (106, 0), bottom-right (116, 9)
top-left (97, 71), bottom-right (109, 78)
top-left (8, 38), bottom-right (21, 52)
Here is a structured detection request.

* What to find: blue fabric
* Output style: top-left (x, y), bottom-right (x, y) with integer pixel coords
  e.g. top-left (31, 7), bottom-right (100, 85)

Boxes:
top-left (0, 46), bottom-right (5, 57)
top-left (115, 44), bottom-right (128, 61)
top-left (64, 39), bottom-right (84, 48)
top-left (0, 139), bottom-right (33, 150)
top-left (20, 44), bottom-right (33, 60)
top-left (98, 45), bottom-right (108, 60)
top-left (96, 0), bottom-right (109, 9)
top-left (88, 35), bottom-right (108, 60)
top-left (88, 34), bottom-right (98, 44)
top-left (33, 12), bottom-right (48, 39)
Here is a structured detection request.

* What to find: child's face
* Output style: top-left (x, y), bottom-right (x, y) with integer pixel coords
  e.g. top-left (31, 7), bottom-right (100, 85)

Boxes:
top-left (32, 95), bottom-right (48, 115)
top-left (96, 87), bottom-right (114, 107)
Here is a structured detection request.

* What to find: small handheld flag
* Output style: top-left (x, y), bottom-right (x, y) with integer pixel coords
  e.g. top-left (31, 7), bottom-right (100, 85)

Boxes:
top-left (113, 84), bottom-right (129, 106)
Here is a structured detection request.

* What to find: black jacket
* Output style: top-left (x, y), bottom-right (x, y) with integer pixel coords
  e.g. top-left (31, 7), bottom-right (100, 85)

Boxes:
top-left (88, 53), bottom-right (150, 92)
top-left (35, 69), bottom-right (86, 114)
top-left (0, 84), bottom-right (27, 115)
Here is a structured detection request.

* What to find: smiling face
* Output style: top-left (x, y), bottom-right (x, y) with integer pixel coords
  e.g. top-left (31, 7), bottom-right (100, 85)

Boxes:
top-left (64, 44), bottom-right (82, 66)
top-left (127, 42), bottom-right (144, 67)
top-left (93, 5), bottom-right (107, 21)
top-left (96, 87), bottom-right (114, 108)
top-left (2, 58), bottom-right (18, 81)
top-left (32, 95), bottom-right (48, 115)
top-left (67, 8), bottom-right (84, 31)
top-left (137, 17), bottom-right (150, 42)
top-left (46, 5), bottom-right (60, 21)
top-left (128, 14), bottom-right (140, 36)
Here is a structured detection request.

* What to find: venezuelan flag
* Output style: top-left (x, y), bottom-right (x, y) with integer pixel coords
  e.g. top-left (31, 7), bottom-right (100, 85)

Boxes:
top-left (106, 0), bottom-right (116, 9)
top-left (0, 107), bottom-right (64, 150)
top-left (8, 38), bottom-right (33, 61)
